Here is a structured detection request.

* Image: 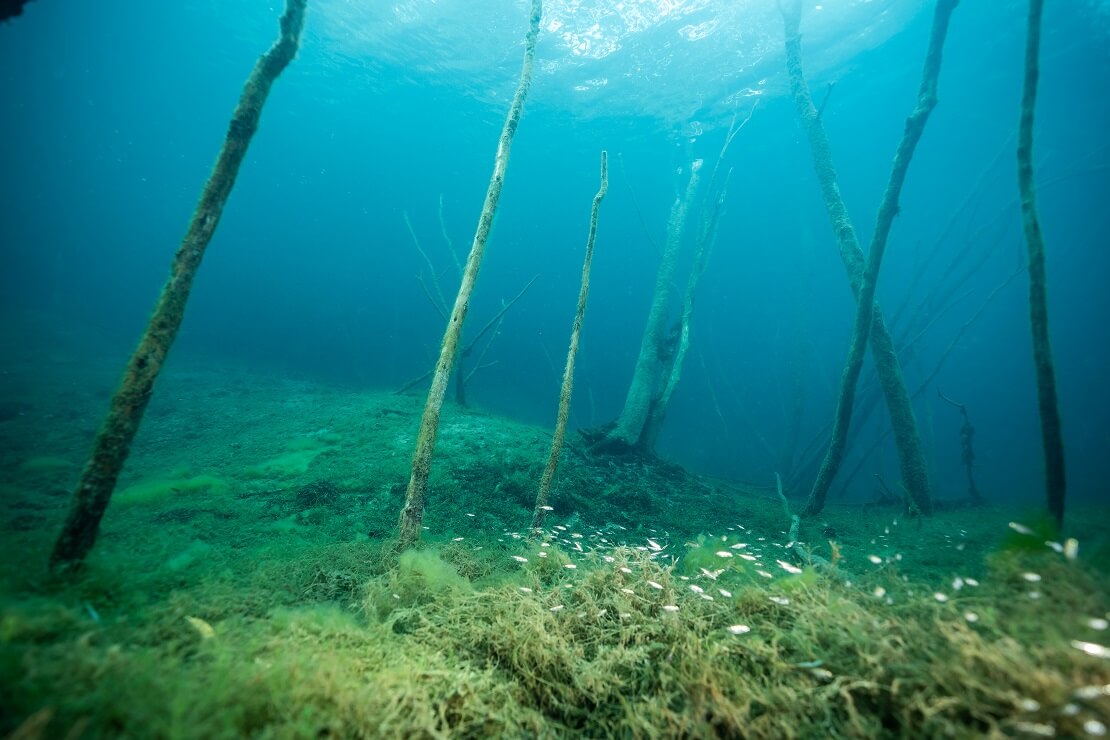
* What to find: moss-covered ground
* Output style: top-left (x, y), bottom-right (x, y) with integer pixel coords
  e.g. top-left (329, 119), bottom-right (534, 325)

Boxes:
top-left (1, 327), bottom-right (1108, 738)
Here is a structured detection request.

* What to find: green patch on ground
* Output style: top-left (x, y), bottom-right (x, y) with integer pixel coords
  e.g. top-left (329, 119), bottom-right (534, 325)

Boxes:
top-left (243, 437), bottom-right (338, 480)
top-left (114, 471), bottom-right (230, 506)
top-left (17, 456), bottom-right (75, 475)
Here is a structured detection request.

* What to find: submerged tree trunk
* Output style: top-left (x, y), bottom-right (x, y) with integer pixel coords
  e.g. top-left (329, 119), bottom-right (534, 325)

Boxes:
top-left (938, 390), bottom-right (982, 504)
top-left (396, 0), bottom-right (543, 550)
top-left (598, 160), bottom-right (702, 453)
top-left (640, 176), bottom-right (727, 452)
top-left (532, 152), bottom-right (608, 532)
top-left (803, 0), bottom-right (959, 516)
top-left (48, 0), bottom-right (309, 573)
top-left (641, 110), bottom-right (751, 453)
top-left (1017, 0), bottom-right (1066, 528)
top-left (781, 0), bottom-right (934, 516)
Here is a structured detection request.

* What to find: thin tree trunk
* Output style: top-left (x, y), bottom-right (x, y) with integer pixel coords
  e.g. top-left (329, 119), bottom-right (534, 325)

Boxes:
top-left (396, 0), bottom-right (543, 550)
top-left (1018, 0), bottom-right (1066, 528)
top-left (803, 0), bottom-right (957, 516)
top-left (781, 0), bottom-right (937, 516)
top-left (532, 151), bottom-right (608, 532)
top-left (48, 0), bottom-right (308, 573)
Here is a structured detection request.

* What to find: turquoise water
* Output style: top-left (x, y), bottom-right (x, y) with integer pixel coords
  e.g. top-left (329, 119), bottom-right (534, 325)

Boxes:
top-left (1, 1), bottom-right (1108, 736)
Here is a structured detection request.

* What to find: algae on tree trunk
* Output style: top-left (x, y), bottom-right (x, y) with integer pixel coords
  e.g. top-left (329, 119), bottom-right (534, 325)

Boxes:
top-left (532, 152), bottom-right (608, 532)
top-left (780, 0), bottom-right (935, 517)
top-left (1018, 0), bottom-right (1066, 528)
top-left (48, 0), bottom-right (309, 573)
top-left (396, 0), bottom-right (543, 550)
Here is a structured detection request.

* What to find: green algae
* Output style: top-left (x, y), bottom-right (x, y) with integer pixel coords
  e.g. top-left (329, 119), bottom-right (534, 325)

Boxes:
top-left (114, 471), bottom-right (230, 506)
top-left (243, 437), bottom-right (337, 480)
top-left (6, 535), bottom-right (1106, 739)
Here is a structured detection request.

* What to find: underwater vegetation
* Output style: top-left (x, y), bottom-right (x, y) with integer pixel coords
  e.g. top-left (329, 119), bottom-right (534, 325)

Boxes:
top-left (3, 501), bottom-right (1110, 738)
top-left (1, 0), bottom-right (1106, 737)
top-left (2, 362), bottom-right (1109, 737)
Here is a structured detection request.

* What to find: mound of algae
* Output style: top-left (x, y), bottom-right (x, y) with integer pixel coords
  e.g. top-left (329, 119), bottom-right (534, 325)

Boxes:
top-left (1, 529), bottom-right (1107, 739)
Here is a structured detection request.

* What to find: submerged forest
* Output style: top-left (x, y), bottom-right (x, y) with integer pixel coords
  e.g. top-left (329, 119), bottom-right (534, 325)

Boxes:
top-left (1, 0), bottom-right (1109, 737)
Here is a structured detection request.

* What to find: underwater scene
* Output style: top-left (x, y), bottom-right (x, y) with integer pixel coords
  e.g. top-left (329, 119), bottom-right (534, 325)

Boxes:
top-left (1, 0), bottom-right (1109, 737)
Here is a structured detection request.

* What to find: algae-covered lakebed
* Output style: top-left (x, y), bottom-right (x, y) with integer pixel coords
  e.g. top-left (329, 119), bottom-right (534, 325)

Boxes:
top-left (1, 355), bottom-right (1108, 738)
